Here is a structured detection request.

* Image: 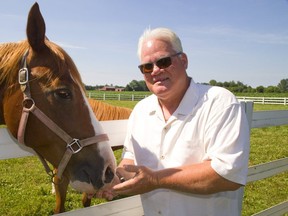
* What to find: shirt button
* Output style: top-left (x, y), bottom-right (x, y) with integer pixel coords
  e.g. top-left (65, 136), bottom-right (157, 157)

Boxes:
top-left (164, 125), bottom-right (170, 130)
top-left (160, 155), bottom-right (165, 160)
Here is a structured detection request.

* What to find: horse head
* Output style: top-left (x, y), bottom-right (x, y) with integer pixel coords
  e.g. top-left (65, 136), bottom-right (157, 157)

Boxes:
top-left (0, 3), bottom-right (116, 196)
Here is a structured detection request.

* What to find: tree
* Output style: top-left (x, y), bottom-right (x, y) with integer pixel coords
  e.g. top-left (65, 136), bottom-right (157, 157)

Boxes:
top-left (138, 80), bottom-right (149, 91)
top-left (256, 86), bottom-right (265, 93)
top-left (125, 80), bottom-right (147, 91)
top-left (277, 79), bottom-right (288, 93)
top-left (125, 84), bottom-right (133, 91)
top-left (129, 80), bottom-right (139, 91)
top-left (265, 86), bottom-right (280, 93)
top-left (223, 81), bottom-right (230, 88)
top-left (209, 80), bottom-right (217, 86)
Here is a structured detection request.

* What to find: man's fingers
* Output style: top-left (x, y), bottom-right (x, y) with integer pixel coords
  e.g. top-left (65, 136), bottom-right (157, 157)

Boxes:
top-left (123, 164), bottom-right (140, 173)
top-left (103, 191), bottom-right (115, 201)
top-left (95, 190), bottom-right (117, 201)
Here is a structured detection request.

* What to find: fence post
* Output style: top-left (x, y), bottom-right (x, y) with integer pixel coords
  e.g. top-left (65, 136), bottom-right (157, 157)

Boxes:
top-left (103, 93), bottom-right (106, 101)
top-left (118, 94), bottom-right (121, 101)
top-left (245, 101), bottom-right (253, 130)
top-left (132, 94), bottom-right (134, 101)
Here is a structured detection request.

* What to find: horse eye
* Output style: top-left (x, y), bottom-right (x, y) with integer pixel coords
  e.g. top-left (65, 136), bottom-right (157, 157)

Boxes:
top-left (55, 89), bottom-right (72, 100)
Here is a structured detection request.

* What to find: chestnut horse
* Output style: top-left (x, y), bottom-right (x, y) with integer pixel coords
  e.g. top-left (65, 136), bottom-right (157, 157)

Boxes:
top-left (88, 99), bottom-right (131, 121)
top-left (0, 3), bottom-right (123, 213)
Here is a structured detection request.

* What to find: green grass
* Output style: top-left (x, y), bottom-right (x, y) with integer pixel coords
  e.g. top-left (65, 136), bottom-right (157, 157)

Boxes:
top-left (243, 125), bottom-right (288, 216)
top-left (103, 100), bottom-right (138, 109)
top-left (0, 150), bottom-right (123, 216)
top-left (254, 103), bottom-right (288, 111)
top-left (242, 104), bottom-right (288, 215)
top-left (0, 102), bottom-right (287, 215)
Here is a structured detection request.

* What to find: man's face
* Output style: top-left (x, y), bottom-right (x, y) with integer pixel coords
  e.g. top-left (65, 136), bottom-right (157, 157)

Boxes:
top-left (140, 39), bottom-right (188, 100)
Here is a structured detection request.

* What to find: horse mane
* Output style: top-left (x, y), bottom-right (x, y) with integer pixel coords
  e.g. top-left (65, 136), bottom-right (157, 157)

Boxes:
top-left (88, 98), bottom-right (132, 121)
top-left (0, 40), bottom-right (84, 91)
top-left (0, 41), bottom-right (29, 88)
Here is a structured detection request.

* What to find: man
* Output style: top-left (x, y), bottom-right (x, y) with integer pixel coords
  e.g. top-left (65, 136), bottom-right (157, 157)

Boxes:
top-left (98, 27), bottom-right (250, 216)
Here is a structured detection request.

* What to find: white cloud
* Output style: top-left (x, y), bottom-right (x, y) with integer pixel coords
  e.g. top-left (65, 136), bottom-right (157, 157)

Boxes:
top-left (185, 26), bottom-right (288, 45)
top-left (54, 41), bottom-right (87, 50)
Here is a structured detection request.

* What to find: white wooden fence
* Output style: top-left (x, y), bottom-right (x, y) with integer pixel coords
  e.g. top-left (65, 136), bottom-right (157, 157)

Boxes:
top-left (237, 97), bottom-right (288, 105)
top-left (1, 102), bottom-right (288, 216)
top-left (86, 92), bottom-right (288, 105)
top-left (87, 92), bottom-right (149, 101)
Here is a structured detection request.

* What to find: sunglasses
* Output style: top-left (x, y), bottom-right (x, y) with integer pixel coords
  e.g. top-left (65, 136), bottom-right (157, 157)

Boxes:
top-left (138, 52), bottom-right (182, 74)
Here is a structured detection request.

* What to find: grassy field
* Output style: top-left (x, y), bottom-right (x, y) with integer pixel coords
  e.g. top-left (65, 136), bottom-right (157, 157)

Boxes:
top-left (0, 101), bottom-right (287, 215)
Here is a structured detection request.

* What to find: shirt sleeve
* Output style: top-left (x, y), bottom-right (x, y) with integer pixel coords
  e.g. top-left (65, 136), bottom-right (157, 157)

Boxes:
top-left (206, 103), bottom-right (250, 185)
top-left (121, 109), bottom-right (136, 161)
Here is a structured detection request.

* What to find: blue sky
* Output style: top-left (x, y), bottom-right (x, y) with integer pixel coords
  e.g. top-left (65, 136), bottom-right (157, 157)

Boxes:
top-left (1, 0), bottom-right (288, 88)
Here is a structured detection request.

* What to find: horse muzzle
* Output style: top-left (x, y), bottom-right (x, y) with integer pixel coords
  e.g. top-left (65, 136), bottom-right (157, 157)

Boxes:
top-left (67, 142), bottom-right (117, 194)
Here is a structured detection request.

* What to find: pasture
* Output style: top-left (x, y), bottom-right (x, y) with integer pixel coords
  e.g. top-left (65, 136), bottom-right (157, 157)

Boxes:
top-left (0, 101), bottom-right (287, 216)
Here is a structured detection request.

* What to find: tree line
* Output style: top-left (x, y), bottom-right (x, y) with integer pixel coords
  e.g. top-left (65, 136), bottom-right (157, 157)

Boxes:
top-left (85, 78), bottom-right (288, 93)
top-left (207, 78), bottom-right (288, 93)
top-left (85, 80), bottom-right (149, 91)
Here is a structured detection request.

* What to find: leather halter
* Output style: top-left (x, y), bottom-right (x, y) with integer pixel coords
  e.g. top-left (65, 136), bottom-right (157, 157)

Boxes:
top-left (17, 50), bottom-right (109, 179)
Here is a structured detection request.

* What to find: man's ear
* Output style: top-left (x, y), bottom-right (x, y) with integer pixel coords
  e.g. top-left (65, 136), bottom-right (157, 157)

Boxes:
top-left (180, 53), bottom-right (188, 69)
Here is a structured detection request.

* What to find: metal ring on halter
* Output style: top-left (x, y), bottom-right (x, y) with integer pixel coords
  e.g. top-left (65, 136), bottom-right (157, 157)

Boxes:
top-left (18, 68), bottom-right (29, 85)
top-left (22, 98), bottom-right (35, 111)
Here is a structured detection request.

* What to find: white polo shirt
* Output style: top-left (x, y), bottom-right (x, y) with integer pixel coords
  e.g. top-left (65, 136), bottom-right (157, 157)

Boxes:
top-left (122, 79), bottom-right (250, 216)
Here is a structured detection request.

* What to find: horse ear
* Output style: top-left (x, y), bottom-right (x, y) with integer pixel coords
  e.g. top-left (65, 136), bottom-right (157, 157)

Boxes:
top-left (26, 3), bottom-right (47, 52)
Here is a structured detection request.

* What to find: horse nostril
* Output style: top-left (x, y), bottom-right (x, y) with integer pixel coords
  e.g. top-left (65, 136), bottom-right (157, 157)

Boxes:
top-left (104, 166), bottom-right (114, 183)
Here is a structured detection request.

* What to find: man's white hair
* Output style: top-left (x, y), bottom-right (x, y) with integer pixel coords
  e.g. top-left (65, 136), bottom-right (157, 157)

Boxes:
top-left (137, 27), bottom-right (183, 59)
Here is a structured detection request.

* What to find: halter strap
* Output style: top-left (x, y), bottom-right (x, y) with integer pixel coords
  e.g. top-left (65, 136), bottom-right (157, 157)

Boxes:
top-left (17, 49), bottom-right (32, 145)
top-left (17, 50), bottom-right (109, 179)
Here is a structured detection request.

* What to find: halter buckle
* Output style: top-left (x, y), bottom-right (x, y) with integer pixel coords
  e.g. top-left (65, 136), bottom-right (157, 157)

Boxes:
top-left (19, 68), bottom-right (29, 85)
top-left (67, 139), bottom-right (82, 154)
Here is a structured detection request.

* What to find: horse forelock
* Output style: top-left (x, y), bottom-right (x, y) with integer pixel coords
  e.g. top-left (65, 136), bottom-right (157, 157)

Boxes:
top-left (36, 41), bottom-right (85, 91)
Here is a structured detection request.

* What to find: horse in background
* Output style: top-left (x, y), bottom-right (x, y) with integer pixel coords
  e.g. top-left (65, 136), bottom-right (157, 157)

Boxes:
top-left (0, 3), bottom-right (121, 213)
top-left (88, 98), bottom-right (131, 121)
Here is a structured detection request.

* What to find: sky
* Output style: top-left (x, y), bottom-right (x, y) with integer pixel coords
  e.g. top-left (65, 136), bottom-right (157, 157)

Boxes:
top-left (1, 0), bottom-right (288, 88)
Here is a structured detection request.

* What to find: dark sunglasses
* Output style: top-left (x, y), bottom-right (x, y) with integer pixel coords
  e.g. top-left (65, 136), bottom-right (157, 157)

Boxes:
top-left (138, 52), bottom-right (182, 74)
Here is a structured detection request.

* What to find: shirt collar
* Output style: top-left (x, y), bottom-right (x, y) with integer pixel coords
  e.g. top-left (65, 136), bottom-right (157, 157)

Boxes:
top-left (175, 78), bottom-right (199, 116)
top-left (148, 78), bottom-right (200, 118)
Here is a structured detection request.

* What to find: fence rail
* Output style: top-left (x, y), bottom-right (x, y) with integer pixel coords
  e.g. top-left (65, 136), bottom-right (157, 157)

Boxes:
top-left (1, 102), bottom-right (288, 216)
top-left (87, 92), bottom-right (149, 101)
top-left (87, 92), bottom-right (288, 105)
top-left (237, 96), bottom-right (288, 105)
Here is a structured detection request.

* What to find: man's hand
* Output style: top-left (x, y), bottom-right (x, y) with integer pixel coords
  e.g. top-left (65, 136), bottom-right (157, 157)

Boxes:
top-left (112, 165), bottom-right (159, 196)
top-left (94, 172), bottom-right (121, 201)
